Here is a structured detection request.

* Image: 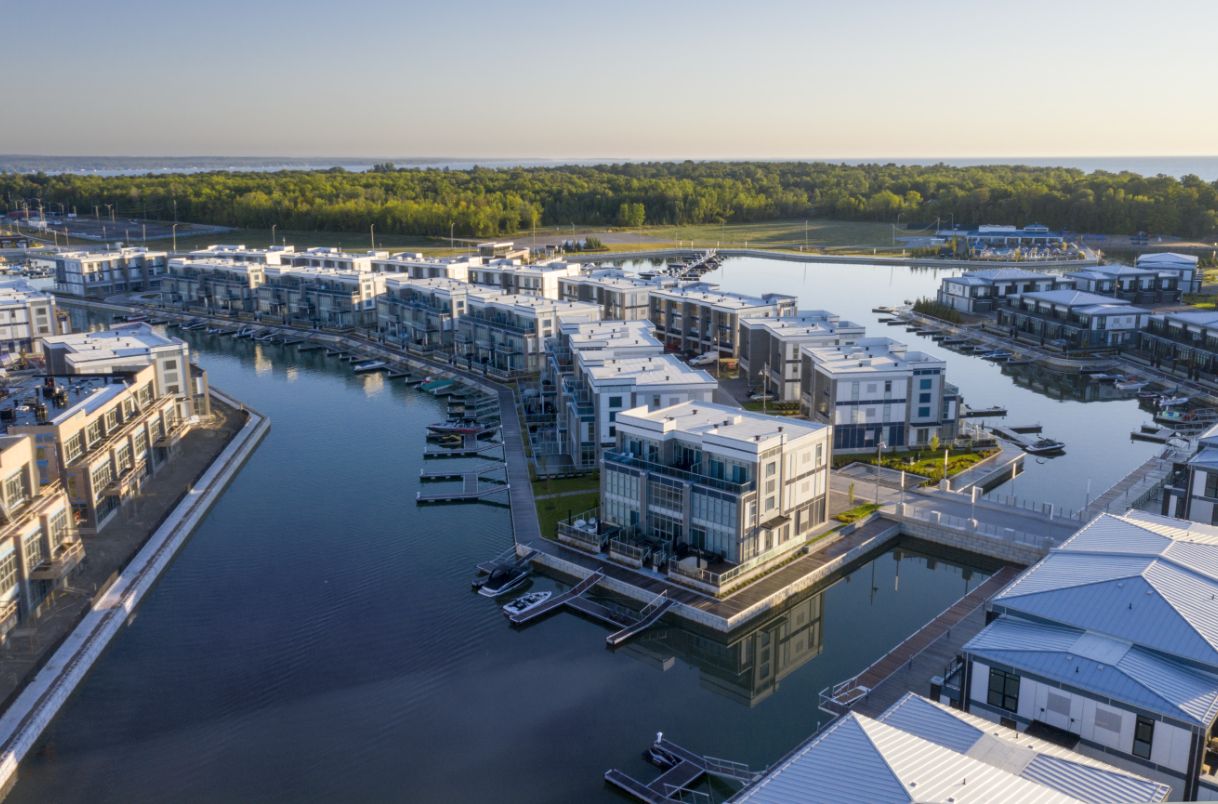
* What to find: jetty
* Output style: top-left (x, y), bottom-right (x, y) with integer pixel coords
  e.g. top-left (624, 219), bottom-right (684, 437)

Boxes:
top-left (422, 435), bottom-right (505, 459)
top-left (959, 404), bottom-right (1007, 418)
top-left (604, 736), bottom-right (761, 803)
top-left (505, 570), bottom-right (674, 647)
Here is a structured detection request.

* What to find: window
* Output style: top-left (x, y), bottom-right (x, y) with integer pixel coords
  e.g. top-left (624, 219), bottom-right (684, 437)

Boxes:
top-left (919, 393), bottom-right (931, 403)
top-left (0, 552), bottom-right (15, 596)
top-left (883, 380), bottom-right (892, 393)
top-left (918, 406), bottom-right (931, 418)
top-left (3, 470), bottom-right (28, 510)
top-left (1132, 716), bottom-right (1154, 759)
top-left (1205, 472), bottom-right (1218, 499)
top-left (920, 378), bottom-right (932, 390)
top-left (608, 396), bottom-right (623, 408)
top-left (987, 667), bottom-right (1019, 712)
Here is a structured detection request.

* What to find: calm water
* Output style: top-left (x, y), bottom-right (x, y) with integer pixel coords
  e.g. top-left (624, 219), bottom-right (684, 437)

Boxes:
top-left (10, 325), bottom-right (997, 803)
top-left (623, 256), bottom-right (1165, 510)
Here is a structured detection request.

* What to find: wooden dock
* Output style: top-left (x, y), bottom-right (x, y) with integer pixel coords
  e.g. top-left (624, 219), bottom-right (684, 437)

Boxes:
top-left (416, 471), bottom-right (509, 505)
top-left (508, 571), bottom-right (605, 624)
top-left (506, 572), bottom-right (673, 647)
top-left (604, 737), bottom-right (759, 803)
top-left (423, 436), bottom-right (505, 459)
top-left (819, 565), bottom-right (1021, 717)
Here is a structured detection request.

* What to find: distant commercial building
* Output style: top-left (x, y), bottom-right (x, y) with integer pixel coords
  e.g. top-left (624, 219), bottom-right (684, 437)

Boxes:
top-left (1138, 252), bottom-right (1201, 294)
top-left (648, 283), bottom-right (797, 358)
top-left (187, 244), bottom-right (295, 265)
top-left (960, 510), bottom-right (1218, 801)
top-left (370, 253), bottom-right (481, 282)
top-left (734, 692), bottom-right (1169, 803)
top-left (281, 247), bottom-right (386, 273)
top-left (477, 241), bottom-right (530, 261)
top-left (42, 323), bottom-right (209, 419)
top-left (376, 276), bottom-right (503, 355)
top-left (739, 311), bottom-right (865, 402)
top-left (0, 434), bottom-right (79, 644)
top-left (557, 269), bottom-right (670, 321)
top-left (256, 266), bottom-right (386, 329)
top-left (7, 365), bottom-right (187, 534)
top-left (51, 247), bottom-right (168, 297)
top-left (601, 401), bottom-right (830, 592)
top-left (162, 257), bottom-right (266, 313)
top-left (939, 223), bottom-right (1066, 248)
top-left (937, 268), bottom-right (1067, 314)
top-left (997, 289), bottom-right (1149, 349)
top-left (457, 294), bottom-right (601, 375)
top-left (0, 279), bottom-right (61, 356)
top-left (1065, 264), bottom-right (1181, 304)
top-left (467, 260), bottom-right (580, 299)
top-left (800, 337), bottom-right (959, 452)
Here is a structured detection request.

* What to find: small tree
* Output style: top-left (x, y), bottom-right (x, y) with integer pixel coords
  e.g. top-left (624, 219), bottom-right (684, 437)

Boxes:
top-left (930, 434), bottom-right (941, 452)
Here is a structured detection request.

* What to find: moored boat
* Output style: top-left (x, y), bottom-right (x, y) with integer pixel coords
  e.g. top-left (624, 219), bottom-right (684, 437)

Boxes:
top-left (427, 419), bottom-right (492, 436)
top-left (478, 565), bottom-right (530, 597)
top-left (501, 591), bottom-right (551, 616)
top-left (1023, 437), bottom-right (1065, 456)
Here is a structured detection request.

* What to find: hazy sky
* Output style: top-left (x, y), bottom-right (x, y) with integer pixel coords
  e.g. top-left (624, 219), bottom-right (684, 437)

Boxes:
top-left (7, 0), bottom-right (1216, 158)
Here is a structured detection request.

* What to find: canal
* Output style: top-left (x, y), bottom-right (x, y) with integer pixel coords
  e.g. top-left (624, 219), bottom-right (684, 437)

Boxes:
top-left (11, 316), bottom-right (998, 804)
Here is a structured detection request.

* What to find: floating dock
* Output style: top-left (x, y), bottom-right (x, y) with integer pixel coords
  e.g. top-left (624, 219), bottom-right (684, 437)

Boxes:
top-left (959, 405), bottom-right (1008, 418)
top-left (505, 570), bottom-right (673, 647)
top-left (604, 737), bottom-right (760, 803)
top-left (422, 435), bottom-right (504, 460)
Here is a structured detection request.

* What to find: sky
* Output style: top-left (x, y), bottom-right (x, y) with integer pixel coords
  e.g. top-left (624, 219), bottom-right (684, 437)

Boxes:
top-left (6, 0), bottom-right (1217, 159)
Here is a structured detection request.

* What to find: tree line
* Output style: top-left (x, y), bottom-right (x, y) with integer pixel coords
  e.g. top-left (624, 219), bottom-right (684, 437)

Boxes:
top-left (3, 161), bottom-right (1217, 240)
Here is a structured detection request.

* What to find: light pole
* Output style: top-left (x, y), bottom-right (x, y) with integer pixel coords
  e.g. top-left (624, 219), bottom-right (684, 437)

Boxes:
top-left (172, 223), bottom-right (179, 253)
top-left (271, 224), bottom-right (277, 247)
top-left (370, 223), bottom-right (375, 250)
top-left (874, 440), bottom-right (887, 504)
top-left (450, 221), bottom-right (454, 251)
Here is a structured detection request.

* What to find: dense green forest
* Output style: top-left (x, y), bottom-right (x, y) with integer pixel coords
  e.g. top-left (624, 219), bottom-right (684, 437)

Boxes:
top-left (4, 162), bottom-right (1217, 239)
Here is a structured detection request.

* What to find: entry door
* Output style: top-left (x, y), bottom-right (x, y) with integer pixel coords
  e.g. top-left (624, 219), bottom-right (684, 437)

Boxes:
top-left (1043, 690), bottom-right (1075, 732)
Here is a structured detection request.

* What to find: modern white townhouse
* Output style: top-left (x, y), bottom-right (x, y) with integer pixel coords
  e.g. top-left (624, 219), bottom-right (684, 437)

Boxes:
top-left (162, 257), bottom-right (266, 313)
top-left (557, 269), bottom-right (670, 320)
top-left (187, 244), bottom-right (295, 265)
top-left (0, 279), bottom-right (61, 356)
top-left (733, 692), bottom-right (1169, 803)
top-left (51, 247), bottom-right (168, 297)
top-left (739, 311), bottom-right (865, 402)
top-left (598, 401), bottom-right (830, 593)
top-left (281, 247), bottom-right (386, 273)
top-left (1138, 252), bottom-right (1201, 293)
top-left (376, 276), bottom-right (503, 355)
top-left (800, 337), bottom-right (960, 452)
top-left (370, 253), bottom-right (481, 282)
top-left (937, 267), bottom-right (1068, 314)
top-left (42, 323), bottom-right (209, 418)
top-left (0, 434), bottom-right (80, 645)
top-left (647, 283), bottom-right (797, 359)
top-left (1066, 263), bottom-right (1182, 304)
top-left (467, 260), bottom-right (580, 299)
top-left (456, 294), bottom-right (601, 376)
top-left (997, 289), bottom-right (1149, 349)
top-left (960, 510), bottom-right (1218, 801)
top-left (256, 266), bottom-right (386, 329)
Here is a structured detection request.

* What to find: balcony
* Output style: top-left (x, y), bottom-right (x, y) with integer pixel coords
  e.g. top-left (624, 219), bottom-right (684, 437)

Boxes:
top-left (29, 538), bottom-right (84, 581)
top-left (603, 450), bottom-right (755, 494)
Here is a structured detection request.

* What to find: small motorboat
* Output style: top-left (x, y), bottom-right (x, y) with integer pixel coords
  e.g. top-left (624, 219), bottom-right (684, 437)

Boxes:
top-left (1023, 438), bottom-right (1065, 456)
top-left (1114, 379), bottom-right (1147, 391)
top-left (478, 565), bottom-right (530, 598)
top-left (353, 359), bottom-right (387, 373)
top-left (748, 392), bottom-right (773, 402)
top-left (427, 419), bottom-right (491, 436)
top-left (502, 591), bottom-right (551, 617)
top-left (1159, 395), bottom-right (1191, 408)
top-left (1137, 389), bottom-right (1161, 401)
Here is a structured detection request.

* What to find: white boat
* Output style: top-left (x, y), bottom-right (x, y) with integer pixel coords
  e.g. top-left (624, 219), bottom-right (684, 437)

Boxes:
top-left (502, 591), bottom-right (551, 616)
top-left (1023, 438), bottom-right (1065, 456)
top-left (688, 351), bottom-right (718, 367)
top-left (352, 360), bottom-right (387, 374)
top-left (1114, 380), bottom-right (1147, 391)
top-left (1159, 395), bottom-right (1191, 408)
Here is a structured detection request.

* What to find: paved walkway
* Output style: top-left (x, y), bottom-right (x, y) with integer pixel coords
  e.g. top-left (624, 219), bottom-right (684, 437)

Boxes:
top-left (0, 401), bottom-right (246, 710)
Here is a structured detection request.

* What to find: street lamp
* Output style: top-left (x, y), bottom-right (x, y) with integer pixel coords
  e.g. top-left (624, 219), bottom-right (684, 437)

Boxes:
top-left (171, 223), bottom-right (179, 253)
top-left (450, 221), bottom-right (455, 251)
top-left (874, 440), bottom-right (887, 504)
top-left (271, 224), bottom-right (277, 247)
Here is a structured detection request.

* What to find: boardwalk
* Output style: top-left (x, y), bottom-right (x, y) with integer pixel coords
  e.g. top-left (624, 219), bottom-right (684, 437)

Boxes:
top-left (820, 564), bottom-right (1022, 716)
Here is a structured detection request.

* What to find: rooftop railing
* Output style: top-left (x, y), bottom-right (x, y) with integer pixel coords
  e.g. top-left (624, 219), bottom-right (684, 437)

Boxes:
top-left (603, 450), bottom-right (754, 493)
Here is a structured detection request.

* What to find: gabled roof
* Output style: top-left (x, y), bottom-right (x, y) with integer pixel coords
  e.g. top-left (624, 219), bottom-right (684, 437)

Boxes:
top-left (1021, 289), bottom-right (1135, 308)
top-left (966, 617), bottom-right (1218, 727)
top-left (733, 694), bottom-right (1167, 803)
top-left (991, 512), bottom-right (1218, 668)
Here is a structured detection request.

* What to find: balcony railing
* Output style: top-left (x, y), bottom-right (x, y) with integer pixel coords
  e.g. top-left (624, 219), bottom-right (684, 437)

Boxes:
top-left (29, 537), bottom-right (84, 581)
top-left (603, 450), bottom-right (755, 493)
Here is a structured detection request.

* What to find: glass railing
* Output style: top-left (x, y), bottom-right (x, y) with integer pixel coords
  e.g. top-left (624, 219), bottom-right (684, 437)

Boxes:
top-left (603, 450), bottom-right (754, 493)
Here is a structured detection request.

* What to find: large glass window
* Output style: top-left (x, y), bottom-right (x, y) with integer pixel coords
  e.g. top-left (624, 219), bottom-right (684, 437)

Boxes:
top-left (1132, 716), bottom-right (1154, 759)
top-left (987, 667), bottom-right (1020, 712)
top-left (23, 531), bottom-right (45, 571)
top-left (1205, 472), bottom-right (1218, 499)
top-left (3, 470), bottom-right (28, 510)
top-left (0, 552), bottom-right (16, 597)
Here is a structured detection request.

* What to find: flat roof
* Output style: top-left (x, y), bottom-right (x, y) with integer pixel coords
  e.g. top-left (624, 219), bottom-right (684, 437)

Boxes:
top-left (383, 276), bottom-right (502, 297)
top-left (189, 244), bottom-right (295, 256)
top-left (582, 354), bottom-right (715, 388)
top-left (0, 279), bottom-right (51, 304)
top-left (474, 294), bottom-right (601, 317)
top-left (562, 320), bottom-right (663, 352)
top-left (740, 310), bottom-right (865, 339)
top-left (1, 374), bottom-right (132, 430)
top-left (170, 258), bottom-right (264, 274)
top-left (649, 283), bottom-right (795, 312)
top-left (1020, 289), bottom-right (1137, 308)
top-left (735, 693), bottom-right (1166, 803)
top-left (948, 267), bottom-right (1054, 283)
top-left (1066, 264), bottom-right (1160, 279)
top-left (43, 323), bottom-right (181, 356)
top-left (802, 337), bottom-right (942, 374)
top-left (617, 399), bottom-right (825, 449)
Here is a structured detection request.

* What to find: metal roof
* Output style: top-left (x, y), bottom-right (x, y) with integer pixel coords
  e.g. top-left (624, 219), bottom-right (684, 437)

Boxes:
top-left (733, 694), bottom-right (1167, 803)
top-left (991, 512), bottom-right (1218, 668)
top-left (966, 617), bottom-right (1218, 727)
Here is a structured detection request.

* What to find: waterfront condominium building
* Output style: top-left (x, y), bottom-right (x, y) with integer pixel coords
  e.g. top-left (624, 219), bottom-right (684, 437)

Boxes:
top-left (256, 266), bottom-right (386, 329)
top-left (647, 283), bottom-right (798, 359)
top-left (800, 337), bottom-right (960, 452)
top-left (0, 279), bottom-right (62, 356)
top-left (1065, 263), bottom-right (1182, 304)
top-left (996, 289), bottom-right (1149, 349)
top-left (161, 257), bottom-right (266, 313)
top-left (41, 323), bottom-right (209, 418)
top-left (51, 247), bottom-right (168, 297)
top-left (936, 267), bottom-right (1067, 315)
top-left (6, 365), bottom-right (186, 534)
top-left (0, 434), bottom-right (80, 644)
top-left (1138, 252), bottom-right (1201, 294)
top-left (600, 401), bottom-right (830, 591)
top-left (187, 244), bottom-right (296, 265)
top-left (376, 276), bottom-right (503, 355)
top-left (467, 260), bottom-right (580, 299)
top-left (556, 269), bottom-right (670, 321)
top-left (456, 294), bottom-right (601, 376)
top-left (281, 247), bottom-right (386, 272)
top-left (369, 253), bottom-right (481, 282)
top-left (738, 311), bottom-right (866, 402)
top-left (959, 510), bottom-right (1218, 801)
top-left (1137, 309), bottom-right (1218, 376)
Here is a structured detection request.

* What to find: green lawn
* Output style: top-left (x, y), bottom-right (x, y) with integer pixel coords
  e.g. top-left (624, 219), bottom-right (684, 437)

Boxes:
top-left (837, 447), bottom-right (999, 484)
top-left (155, 227), bottom-right (468, 255)
top-left (741, 400), bottom-right (801, 416)
top-left (535, 491), bottom-right (599, 540)
top-left (833, 503), bottom-right (880, 524)
top-left (627, 218), bottom-right (913, 251)
top-left (533, 474), bottom-right (599, 497)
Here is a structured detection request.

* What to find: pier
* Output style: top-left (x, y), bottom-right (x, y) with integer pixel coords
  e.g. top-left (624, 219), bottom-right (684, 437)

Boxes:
top-left (422, 435), bottom-right (505, 459)
top-left (604, 736), bottom-right (760, 803)
top-left (506, 571), bottom-right (673, 646)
